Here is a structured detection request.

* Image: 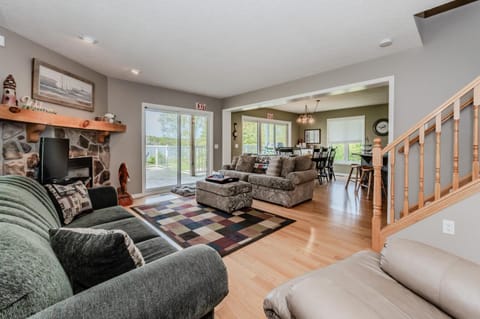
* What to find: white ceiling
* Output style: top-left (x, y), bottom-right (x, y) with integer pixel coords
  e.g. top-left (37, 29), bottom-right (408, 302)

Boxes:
top-left (0, 0), bottom-right (446, 98)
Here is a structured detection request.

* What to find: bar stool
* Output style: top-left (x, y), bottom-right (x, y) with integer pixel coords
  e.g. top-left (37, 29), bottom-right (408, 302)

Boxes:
top-left (345, 163), bottom-right (361, 189)
top-left (356, 166), bottom-right (374, 198)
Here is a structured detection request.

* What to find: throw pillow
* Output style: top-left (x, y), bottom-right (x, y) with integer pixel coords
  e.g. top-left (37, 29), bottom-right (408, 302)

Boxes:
top-left (49, 228), bottom-right (145, 293)
top-left (45, 181), bottom-right (93, 225)
top-left (295, 155), bottom-right (313, 171)
top-left (281, 157), bottom-right (296, 177)
top-left (266, 157), bottom-right (283, 176)
top-left (235, 155), bottom-right (256, 172)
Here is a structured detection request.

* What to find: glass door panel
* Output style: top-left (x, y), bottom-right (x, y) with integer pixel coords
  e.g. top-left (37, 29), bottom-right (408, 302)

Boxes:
top-left (193, 115), bottom-right (208, 179)
top-left (145, 109), bottom-right (178, 190)
top-left (144, 107), bottom-right (211, 192)
top-left (275, 124), bottom-right (288, 148)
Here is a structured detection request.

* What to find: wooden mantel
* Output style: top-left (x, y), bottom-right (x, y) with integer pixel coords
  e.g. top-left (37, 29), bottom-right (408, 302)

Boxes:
top-left (0, 104), bottom-right (126, 142)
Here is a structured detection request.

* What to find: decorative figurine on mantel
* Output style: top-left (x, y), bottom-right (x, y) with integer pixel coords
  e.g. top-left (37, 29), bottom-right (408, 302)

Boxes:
top-left (117, 162), bottom-right (133, 206)
top-left (2, 74), bottom-right (18, 107)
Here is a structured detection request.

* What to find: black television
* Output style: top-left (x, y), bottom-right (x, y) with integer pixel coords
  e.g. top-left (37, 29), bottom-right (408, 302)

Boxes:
top-left (39, 137), bottom-right (69, 184)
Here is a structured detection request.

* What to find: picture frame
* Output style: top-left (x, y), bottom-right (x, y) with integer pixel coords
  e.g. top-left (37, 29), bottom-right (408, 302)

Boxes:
top-left (304, 129), bottom-right (321, 144)
top-left (32, 58), bottom-right (95, 112)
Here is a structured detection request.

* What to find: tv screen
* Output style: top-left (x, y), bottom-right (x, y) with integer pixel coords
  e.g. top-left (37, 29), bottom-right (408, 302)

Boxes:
top-left (39, 137), bottom-right (69, 184)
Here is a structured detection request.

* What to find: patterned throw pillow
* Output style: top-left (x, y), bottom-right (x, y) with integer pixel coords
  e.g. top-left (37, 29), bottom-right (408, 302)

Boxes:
top-left (235, 155), bottom-right (256, 172)
top-left (49, 228), bottom-right (145, 293)
top-left (266, 157), bottom-right (283, 176)
top-left (45, 181), bottom-right (93, 225)
top-left (281, 157), bottom-right (296, 177)
top-left (231, 156), bottom-right (239, 168)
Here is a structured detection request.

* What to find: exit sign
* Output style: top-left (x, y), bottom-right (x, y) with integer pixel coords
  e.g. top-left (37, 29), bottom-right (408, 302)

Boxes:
top-left (196, 103), bottom-right (207, 111)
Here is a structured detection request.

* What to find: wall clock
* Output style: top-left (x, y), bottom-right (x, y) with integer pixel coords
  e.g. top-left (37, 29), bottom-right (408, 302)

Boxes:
top-left (373, 118), bottom-right (389, 136)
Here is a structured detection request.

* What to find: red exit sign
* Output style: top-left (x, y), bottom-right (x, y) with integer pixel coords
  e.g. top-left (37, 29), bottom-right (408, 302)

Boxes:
top-left (196, 103), bottom-right (207, 111)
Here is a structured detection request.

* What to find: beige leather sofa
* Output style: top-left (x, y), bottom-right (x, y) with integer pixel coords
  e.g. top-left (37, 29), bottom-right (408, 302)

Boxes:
top-left (264, 238), bottom-right (480, 319)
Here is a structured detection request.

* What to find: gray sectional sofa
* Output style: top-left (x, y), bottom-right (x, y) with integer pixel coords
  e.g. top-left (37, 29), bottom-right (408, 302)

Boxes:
top-left (0, 175), bottom-right (228, 319)
top-left (264, 238), bottom-right (480, 319)
top-left (220, 155), bottom-right (316, 208)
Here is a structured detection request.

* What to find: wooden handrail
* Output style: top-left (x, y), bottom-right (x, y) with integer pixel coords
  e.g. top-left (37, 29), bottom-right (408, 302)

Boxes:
top-left (382, 76), bottom-right (480, 155)
top-left (397, 97), bottom-right (473, 154)
top-left (372, 76), bottom-right (480, 251)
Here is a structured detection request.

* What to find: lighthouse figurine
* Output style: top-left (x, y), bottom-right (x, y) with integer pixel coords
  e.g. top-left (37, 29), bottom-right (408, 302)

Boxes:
top-left (1, 74), bottom-right (18, 107)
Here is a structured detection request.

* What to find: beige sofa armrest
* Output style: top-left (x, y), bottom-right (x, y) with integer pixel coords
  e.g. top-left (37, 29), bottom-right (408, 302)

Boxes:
top-left (286, 170), bottom-right (317, 185)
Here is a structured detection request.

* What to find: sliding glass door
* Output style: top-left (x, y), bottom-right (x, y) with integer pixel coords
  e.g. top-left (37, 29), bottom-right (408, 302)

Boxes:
top-left (144, 105), bottom-right (211, 192)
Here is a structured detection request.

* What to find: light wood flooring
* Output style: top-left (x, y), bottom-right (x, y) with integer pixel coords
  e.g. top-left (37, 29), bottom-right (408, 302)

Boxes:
top-left (132, 177), bottom-right (375, 319)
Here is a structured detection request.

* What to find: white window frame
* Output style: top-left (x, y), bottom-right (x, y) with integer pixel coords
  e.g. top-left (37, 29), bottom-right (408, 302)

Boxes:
top-left (241, 116), bottom-right (292, 155)
top-left (327, 115), bottom-right (365, 165)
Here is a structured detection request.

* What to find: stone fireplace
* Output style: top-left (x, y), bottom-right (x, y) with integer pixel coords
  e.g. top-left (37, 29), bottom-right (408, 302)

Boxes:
top-left (1, 121), bottom-right (111, 186)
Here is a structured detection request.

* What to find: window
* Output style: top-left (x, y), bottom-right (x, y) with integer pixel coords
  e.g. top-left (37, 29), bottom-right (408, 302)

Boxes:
top-left (242, 116), bottom-right (291, 155)
top-left (327, 116), bottom-right (365, 164)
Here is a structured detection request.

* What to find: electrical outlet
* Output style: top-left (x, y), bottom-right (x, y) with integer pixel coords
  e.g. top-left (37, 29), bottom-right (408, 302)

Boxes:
top-left (214, 144), bottom-right (219, 149)
top-left (442, 219), bottom-right (455, 235)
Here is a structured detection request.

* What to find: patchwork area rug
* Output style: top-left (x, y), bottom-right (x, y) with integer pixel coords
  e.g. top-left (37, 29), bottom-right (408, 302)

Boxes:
top-left (132, 197), bottom-right (295, 257)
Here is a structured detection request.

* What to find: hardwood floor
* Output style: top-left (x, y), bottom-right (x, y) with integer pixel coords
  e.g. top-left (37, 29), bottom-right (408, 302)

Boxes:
top-left (131, 177), bottom-right (376, 319)
top-left (215, 178), bottom-right (373, 319)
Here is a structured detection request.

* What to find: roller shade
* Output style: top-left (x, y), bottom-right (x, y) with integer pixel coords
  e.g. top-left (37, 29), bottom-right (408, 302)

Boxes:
top-left (327, 116), bottom-right (364, 143)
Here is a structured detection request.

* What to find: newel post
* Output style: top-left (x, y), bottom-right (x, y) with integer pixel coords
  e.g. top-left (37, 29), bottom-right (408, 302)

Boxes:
top-left (371, 138), bottom-right (383, 252)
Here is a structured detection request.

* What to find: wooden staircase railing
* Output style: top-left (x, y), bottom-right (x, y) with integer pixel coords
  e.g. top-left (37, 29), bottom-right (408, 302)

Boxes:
top-left (372, 76), bottom-right (480, 251)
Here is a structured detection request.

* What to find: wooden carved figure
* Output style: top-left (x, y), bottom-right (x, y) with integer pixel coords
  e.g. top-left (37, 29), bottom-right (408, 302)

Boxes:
top-left (117, 162), bottom-right (133, 206)
top-left (2, 74), bottom-right (18, 106)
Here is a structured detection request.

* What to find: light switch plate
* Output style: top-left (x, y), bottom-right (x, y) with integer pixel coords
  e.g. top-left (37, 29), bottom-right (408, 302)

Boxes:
top-left (0, 35), bottom-right (5, 47)
top-left (442, 219), bottom-right (455, 235)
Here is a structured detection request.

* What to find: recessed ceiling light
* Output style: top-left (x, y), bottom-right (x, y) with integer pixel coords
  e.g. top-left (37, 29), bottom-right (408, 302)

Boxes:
top-left (379, 38), bottom-right (393, 48)
top-left (130, 69), bottom-right (141, 75)
top-left (79, 35), bottom-right (98, 44)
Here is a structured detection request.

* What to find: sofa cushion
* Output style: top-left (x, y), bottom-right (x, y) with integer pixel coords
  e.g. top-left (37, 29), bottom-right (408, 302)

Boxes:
top-left (281, 157), bottom-right (296, 177)
top-left (266, 157), bottom-right (282, 177)
top-left (295, 155), bottom-right (313, 171)
top-left (136, 237), bottom-right (178, 263)
top-left (0, 224), bottom-right (73, 319)
top-left (50, 228), bottom-right (145, 293)
top-left (381, 238), bottom-right (480, 319)
top-left (286, 170), bottom-right (317, 185)
top-left (66, 205), bottom-right (133, 228)
top-left (91, 217), bottom-right (159, 243)
top-left (235, 155), bottom-right (256, 172)
top-left (45, 181), bottom-right (93, 225)
top-left (248, 174), bottom-right (294, 191)
top-left (265, 250), bottom-right (450, 319)
top-left (231, 156), bottom-right (239, 168)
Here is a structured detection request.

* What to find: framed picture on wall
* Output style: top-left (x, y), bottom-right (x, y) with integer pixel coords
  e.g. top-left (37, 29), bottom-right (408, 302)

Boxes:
top-left (304, 129), bottom-right (321, 144)
top-left (32, 58), bottom-right (95, 112)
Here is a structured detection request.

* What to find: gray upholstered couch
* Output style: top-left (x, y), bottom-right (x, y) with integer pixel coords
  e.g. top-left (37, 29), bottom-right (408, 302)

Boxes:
top-left (264, 238), bottom-right (480, 319)
top-left (0, 175), bottom-right (228, 319)
top-left (220, 155), bottom-right (316, 208)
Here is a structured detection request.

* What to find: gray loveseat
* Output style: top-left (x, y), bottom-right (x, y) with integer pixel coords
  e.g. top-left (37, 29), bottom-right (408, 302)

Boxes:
top-left (264, 238), bottom-right (480, 319)
top-left (0, 175), bottom-right (228, 319)
top-left (220, 155), bottom-right (316, 208)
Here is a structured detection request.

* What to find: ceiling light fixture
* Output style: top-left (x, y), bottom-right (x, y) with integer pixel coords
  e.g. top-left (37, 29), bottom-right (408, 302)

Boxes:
top-left (297, 99), bottom-right (320, 125)
top-left (79, 35), bottom-right (98, 44)
top-left (379, 38), bottom-right (393, 48)
top-left (130, 69), bottom-right (141, 75)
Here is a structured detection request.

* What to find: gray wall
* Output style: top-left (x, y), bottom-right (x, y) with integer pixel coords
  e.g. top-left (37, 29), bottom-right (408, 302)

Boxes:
top-left (223, 2), bottom-right (480, 259)
top-left (0, 27), bottom-right (108, 117)
top-left (391, 192), bottom-right (480, 263)
top-left (107, 78), bottom-right (223, 194)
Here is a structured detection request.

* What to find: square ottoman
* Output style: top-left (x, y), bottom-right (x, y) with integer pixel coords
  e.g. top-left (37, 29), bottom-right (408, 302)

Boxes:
top-left (196, 180), bottom-right (252, 213)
